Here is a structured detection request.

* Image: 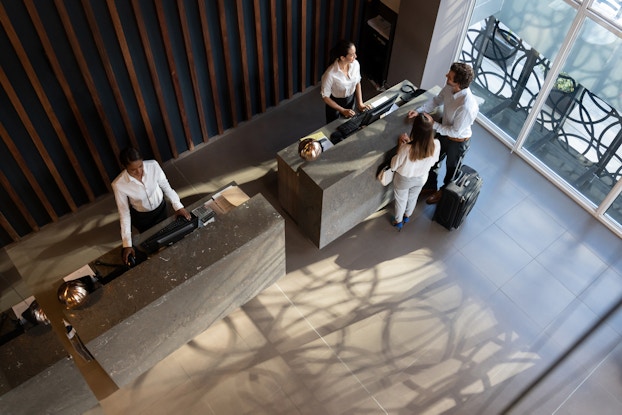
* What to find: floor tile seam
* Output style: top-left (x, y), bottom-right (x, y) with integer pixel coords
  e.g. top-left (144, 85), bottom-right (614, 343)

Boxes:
top-left (526, 191), bottom-right (621, 266)
top-left (488, 220), bottom-right (536, 262)
top-left (498, 257), bottom-right (579, 330)
top-left (549, 345), bottom-right (616, 414)
top-left (272, 281), bottom-right (390, 410)
top-left (455, 230), bottom-right (534, 292)
top-left (531, 231), bottom-right (608, 299)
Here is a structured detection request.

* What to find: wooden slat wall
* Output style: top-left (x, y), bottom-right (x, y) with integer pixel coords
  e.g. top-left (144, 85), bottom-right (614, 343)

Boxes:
top-left (0, 0), bottom-right (364, 247)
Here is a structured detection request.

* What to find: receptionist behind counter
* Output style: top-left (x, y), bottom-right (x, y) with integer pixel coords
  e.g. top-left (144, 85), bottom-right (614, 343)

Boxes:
top-left (320, 39), bottom-right (370, 123)
top-left (112, 147), bottom-right (191, 264)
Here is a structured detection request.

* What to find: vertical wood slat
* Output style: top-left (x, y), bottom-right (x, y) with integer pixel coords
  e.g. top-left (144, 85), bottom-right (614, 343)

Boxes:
top-left (351, 0), bottom-right (362, 43)
top-left (131, 0), bottom-right (179, 157)
top-left (0, 2), bottom-right (93, 204)
top-left (326, 0), bottom-right (334, 65)
top-left (252, 0), bottom-right (267, 113)
top-left (0, 210), bottom-right (19, 242)
top-left (270, 0), bottom-right (279, 105)
top-left (198, 0), bottom-right (224, 135)
top-left (79, 0), bottom-right (135, 158)
top-left (0, 120), bottom-right (58, 221)
top-left (313, 0), bottom-right (321, 83)
top-left (24, 1), bottom-right (112, 192)
top-left (340, 0), bottom-right (348, 40)
top-left (0, 148), bottom-right (40, 231)
top-left (299, 0), bottom-right (307, 91)
top-left (177, 0), bottom-right (207, 144)
top-left (285, 0), bottom-right (293, 98)
top-left (0, 0), bottom-right (364, 246)
top-left (217, 0), bottom-right (239, 127)
top-left (106, 0), bottom-right (162, 162)
top-left (235, 0), bottom-right (252, 120)
top-left (0, 66), bottom-right (77, 212)
top-left (152, 1), bottom-right (194, 152)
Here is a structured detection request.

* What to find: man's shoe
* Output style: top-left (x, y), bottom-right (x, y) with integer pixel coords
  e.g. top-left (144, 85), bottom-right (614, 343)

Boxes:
top-left (426, 190), bottom-right (443, 205)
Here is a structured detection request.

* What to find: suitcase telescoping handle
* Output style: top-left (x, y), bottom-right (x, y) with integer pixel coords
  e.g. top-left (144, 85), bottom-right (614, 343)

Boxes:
top-left (450, 154), bottom-right (467, 186)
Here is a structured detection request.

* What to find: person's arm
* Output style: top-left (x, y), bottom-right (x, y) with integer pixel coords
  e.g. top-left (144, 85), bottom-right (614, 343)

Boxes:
top-left (390, 145), bottom-right (407, 171)
top-left (113, 184), bottom-right (133, 249)
top-left (407, 90), bottom-right (444, 119)
top-left (355, 83), bottom-right (370, 112)
top-left (322, 95), bottom-right (355, 118)
top-left (112, 182), bottom-right (136, 264)
top-left (154, 163), bottom-right (191, 220)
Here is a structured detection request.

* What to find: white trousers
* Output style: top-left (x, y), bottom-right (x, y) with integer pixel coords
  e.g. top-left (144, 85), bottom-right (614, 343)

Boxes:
top-left (393, 172), bottom-right (428, 223)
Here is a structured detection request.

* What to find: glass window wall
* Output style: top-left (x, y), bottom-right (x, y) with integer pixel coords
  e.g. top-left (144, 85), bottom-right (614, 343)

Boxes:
top-left (460, 0), bottom-right (622, 234)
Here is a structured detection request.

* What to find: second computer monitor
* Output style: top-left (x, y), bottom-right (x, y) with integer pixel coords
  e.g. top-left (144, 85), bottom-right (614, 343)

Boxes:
top-left (363, 94), bottom-right (399, 127)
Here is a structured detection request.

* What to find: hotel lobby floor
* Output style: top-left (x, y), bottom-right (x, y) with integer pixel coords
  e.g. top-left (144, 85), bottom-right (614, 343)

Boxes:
top-left (3, 81), bottom-right (622, 414)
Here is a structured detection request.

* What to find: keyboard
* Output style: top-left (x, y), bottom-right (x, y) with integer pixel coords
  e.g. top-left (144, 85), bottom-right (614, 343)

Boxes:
top-left (140, 216), bottom-right (198, 253)
top-left (336, 111), bottom-right (369, 138)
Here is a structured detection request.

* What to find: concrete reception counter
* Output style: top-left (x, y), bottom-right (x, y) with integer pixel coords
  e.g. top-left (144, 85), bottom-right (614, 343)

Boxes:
top-left (277, 81), bottom-right (439, 248)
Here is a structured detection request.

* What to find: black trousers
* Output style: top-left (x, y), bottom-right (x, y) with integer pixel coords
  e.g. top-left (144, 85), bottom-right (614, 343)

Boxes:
top-left (424, 135), bottom-right (470, 190)
top-left (325, 94), bottom-right (355, 124)
top-left (130, 199), bottom-right (168, 233)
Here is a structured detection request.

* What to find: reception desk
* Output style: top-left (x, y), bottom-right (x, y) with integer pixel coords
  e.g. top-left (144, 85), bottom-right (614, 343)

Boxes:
top-left (277, 81), bottom-right (439, 248)
top-left (62, 192), bottom-right (285, 387)
top-left (0, 322), bottom-right (97, 415)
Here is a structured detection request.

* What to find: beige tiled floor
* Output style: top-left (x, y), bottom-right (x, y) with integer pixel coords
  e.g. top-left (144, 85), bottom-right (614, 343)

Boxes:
top-left (3, 81), bottom-right (622, 414)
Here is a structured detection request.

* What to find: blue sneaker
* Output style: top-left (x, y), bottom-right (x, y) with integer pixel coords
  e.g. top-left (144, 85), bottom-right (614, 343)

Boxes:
top-left (403, 216), bottom-right (410, 224)
top-left (391, 217), bottom-right (403, 231)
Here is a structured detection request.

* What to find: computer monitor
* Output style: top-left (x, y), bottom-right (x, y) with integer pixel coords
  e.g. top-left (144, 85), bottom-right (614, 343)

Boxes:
top-left (363, 94), bottom-right (399, 127)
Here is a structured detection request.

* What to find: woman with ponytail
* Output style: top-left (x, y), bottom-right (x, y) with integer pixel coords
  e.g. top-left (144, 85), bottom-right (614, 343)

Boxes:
top-left (320, 40), bottom-right (370, 123)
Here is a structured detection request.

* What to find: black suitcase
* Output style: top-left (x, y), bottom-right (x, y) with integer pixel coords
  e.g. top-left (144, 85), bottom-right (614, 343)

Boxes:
top-left (433, 165), bottom-right (482, 230)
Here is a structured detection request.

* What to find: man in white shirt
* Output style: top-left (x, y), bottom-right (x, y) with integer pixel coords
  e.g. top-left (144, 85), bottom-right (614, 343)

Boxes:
top-left (112, 147), bottom-right (190, 264)
top-left (407, 62), bottom-right (479, 204)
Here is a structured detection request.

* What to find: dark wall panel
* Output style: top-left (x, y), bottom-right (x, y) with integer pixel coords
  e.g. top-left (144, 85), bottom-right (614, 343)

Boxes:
top-left (0, 0), bottom-right (363, 247)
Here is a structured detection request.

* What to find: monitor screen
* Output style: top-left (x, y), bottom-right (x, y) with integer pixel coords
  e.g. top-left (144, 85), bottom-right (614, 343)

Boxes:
top-left (363, 94), bottom-right (398, 127)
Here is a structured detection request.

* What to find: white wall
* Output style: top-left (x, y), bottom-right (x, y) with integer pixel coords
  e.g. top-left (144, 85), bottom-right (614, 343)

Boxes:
top-left (387, 0), bottom-right (475, 90)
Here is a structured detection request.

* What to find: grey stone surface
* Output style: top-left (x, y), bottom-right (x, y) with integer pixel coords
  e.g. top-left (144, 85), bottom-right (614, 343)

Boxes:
top-left (277, 82), bottom-right (440, 248)
top-left (0, 324), bottom-right (97, 415)
top-left (63, 193), bottom-right (285, 387)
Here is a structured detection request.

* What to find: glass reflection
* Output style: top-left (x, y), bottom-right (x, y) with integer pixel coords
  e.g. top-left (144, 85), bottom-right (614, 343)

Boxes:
top-left (461, 0), bottom-right (622, 226)
top-left (591, 0), bottom-right (622, 27)
top-left (524, 18), bottom-right (622, 208)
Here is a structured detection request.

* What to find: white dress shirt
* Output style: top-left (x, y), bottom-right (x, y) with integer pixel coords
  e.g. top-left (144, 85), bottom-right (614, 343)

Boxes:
top-left (391, 139), bottom-right (441, 178)
top-left (112, 160), bottom-right (184, 247)
top-left (320, 59), bottom-right (362, 99)
top-left (416, 85), bottom-right (479, 139)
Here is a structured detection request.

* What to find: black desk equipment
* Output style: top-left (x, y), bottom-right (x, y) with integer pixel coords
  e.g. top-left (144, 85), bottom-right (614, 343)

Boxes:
top-left (140, 216), bottom-right (199, 253)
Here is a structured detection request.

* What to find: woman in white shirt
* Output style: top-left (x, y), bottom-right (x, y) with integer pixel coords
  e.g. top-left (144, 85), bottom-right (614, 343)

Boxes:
top-left (320, 40), bottom-right (369, 123)
top-left (390, 113), bottom-right (441, 231)
top-left (112, 147), bottom-right (190, 263)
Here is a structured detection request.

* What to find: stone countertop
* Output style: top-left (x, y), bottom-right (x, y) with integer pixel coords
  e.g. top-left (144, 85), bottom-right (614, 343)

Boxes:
top-left (60, 193), bottom-right (286, 386)
top-left (0, 322), bottom-right (98, 415)
top-left (277, 82), bottom-right (440, 190)
top-left (0, 324), bottom-right (65, 394)
top-left (64, 193), bottom-right (283, 344)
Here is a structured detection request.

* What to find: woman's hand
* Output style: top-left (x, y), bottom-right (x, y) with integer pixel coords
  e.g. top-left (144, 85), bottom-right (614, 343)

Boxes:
top-left (357, 103), bottom-right (371, 112)
top-left (340, 108), bottom-right (356, 118)
top-left (407, 110), bottom-right (419, 119)
top-left (399, 133), bottom-right (410, 145)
